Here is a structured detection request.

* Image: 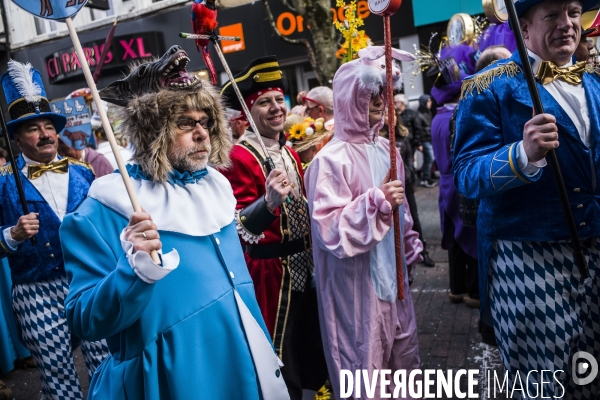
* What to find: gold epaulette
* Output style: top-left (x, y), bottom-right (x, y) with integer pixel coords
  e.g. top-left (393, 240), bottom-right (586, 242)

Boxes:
top-left (0, 165), bottom-right (13, 176)
top-left (65, 157), bottom-right (96, 175)
top-left (460, 61), bottom-right (520, 99)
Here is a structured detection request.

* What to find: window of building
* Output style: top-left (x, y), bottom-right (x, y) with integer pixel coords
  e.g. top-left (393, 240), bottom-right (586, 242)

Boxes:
top-left (34, 16), bottom-right (58, 36)
top-left (90, 0), bottom-right (115, 21)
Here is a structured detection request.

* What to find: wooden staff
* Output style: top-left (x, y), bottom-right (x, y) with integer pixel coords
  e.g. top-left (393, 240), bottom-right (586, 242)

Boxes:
top-left (503, 0), bottom-right (588, 279)
top-left (65, 18), bottom-right (161, 264)
top-left (368, 0), bottom-right (404, 299)
top-left (383, 16), bottom-right (404, 300)
top-left (0, 106), bottom-right (36, 245)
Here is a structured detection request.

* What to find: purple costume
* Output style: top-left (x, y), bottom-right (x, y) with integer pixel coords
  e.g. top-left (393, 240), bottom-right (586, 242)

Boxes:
top-left (83, 147), bottom-right (114, 178)
top-left (477, 23), bottom-right (517, 54)
top-left (431, 105), bottom-right (477, 259)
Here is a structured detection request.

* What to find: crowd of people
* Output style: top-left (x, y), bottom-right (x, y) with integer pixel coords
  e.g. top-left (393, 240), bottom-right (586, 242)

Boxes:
top-left (1, 0), bottom-right (600, 399)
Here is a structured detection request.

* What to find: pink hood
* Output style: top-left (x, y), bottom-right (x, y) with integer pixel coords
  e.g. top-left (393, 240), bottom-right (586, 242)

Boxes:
top-left (332, 60), bottom-right (385, 144)
top-left (332, 46), bottom-right (415, 144)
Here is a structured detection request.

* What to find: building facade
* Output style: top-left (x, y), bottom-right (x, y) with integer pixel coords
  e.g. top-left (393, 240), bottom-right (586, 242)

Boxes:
top-left (1, 0), bottom-right (487, 105)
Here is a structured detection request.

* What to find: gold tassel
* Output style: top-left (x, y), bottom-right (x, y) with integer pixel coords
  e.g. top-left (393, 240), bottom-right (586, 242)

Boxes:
top-left (460, 61), bottom-right (520, 99)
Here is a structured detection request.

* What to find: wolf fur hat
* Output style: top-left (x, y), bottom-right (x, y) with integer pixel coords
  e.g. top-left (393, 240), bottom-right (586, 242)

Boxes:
top-left (114, 81), bottom-right (231, 183)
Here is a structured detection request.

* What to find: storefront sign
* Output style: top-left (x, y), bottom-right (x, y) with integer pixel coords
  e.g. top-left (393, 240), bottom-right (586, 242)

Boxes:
top-left (45, 32), bottom-right (164, 83)
top-left (219, 23), bottom-right (246, 53)
top-left (275, 1), bottom-right (371, 36)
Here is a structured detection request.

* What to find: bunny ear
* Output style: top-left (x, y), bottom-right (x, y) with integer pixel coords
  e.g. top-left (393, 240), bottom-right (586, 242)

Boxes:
top-left (358, 46), bottom-right (385, 60)
top-left (391, 48), bottom-right (416, 61)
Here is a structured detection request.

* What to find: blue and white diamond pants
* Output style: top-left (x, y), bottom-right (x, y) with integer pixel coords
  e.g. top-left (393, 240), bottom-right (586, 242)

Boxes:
top-left (490, 239), bottom-right (600, 400)
top-left (12, 275), bottom-right (109, 400)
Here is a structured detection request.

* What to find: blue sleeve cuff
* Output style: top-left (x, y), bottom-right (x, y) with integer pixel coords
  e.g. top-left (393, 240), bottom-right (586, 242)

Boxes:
top-left (490, 143), bottom-right (542, 191)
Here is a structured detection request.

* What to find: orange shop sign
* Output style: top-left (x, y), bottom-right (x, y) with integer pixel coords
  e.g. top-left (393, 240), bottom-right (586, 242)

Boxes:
top-left (220, 23), bottom-right (246, 53)
top-left (276, 0), bottom-right (371, 36)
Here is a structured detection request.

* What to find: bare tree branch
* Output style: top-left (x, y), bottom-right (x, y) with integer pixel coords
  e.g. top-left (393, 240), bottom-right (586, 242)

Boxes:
top-left (281, 0), bottom-right (297, 13)
top-left (261, 0), bottom-right (322, 85)
top-left (290, 0), bottom-right (304, 14)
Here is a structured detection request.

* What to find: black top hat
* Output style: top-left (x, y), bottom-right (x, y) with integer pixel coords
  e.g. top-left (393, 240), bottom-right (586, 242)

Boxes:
top-left (220, 56), bottom-right (288, 112)
top-left (1, 61), bottom-right (66, 138)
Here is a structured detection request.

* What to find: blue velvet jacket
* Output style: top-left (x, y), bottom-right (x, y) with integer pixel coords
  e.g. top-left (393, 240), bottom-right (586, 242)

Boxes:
top-left (0, 155), bottom-right (94, 284)
top-left (454, 52), bottom-right (600, 311)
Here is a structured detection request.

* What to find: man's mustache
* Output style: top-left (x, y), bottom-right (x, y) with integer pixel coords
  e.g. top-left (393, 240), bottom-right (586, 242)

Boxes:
top-left (188, 144), bottom-right (210, 155)
top-left (37, 138), bottom-right (55, 147)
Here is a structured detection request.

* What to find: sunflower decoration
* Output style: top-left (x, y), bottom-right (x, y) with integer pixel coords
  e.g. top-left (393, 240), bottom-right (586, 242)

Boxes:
top-left (334, 0), bottom-right (372, 63)
top-left (288, 122), bottom-right (307, 141)
top-left (284, 114), bottom-right (328, 152)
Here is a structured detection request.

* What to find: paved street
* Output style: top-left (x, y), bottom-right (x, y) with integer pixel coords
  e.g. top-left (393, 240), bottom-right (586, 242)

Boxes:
top-left (1, 185), bottom-right (510, 399)
top-left (409, 185), bottom-right (508, 400)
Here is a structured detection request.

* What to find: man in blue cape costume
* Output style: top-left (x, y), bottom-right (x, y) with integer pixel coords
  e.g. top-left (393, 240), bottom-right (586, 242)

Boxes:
top-left (0, 60), bottom-right (109, 400)
top-left (453, 0), bottom-right (600, 397)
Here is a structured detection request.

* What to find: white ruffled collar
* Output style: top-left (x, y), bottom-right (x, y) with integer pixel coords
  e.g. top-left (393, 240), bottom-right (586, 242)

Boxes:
top-left (87, 166), bottom-right (236, 236)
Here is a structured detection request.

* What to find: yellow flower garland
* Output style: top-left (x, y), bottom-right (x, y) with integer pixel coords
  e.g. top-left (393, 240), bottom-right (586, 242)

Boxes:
top-left (334, 0), bottom-right (371, 63)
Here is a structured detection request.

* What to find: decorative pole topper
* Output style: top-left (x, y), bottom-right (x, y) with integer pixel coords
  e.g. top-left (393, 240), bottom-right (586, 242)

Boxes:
top-left (367, 0), bottom-right (401, 16)
top-left (482, 0), bottom-right (508, 24)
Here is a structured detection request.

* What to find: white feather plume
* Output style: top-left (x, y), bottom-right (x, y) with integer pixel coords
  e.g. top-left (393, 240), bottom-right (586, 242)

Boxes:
top-left (8, 59), bottom-right (42, 103)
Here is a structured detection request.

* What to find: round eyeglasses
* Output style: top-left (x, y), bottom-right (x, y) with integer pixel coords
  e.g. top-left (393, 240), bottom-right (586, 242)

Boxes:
top-left (176, 117), bottom-right (215, 131)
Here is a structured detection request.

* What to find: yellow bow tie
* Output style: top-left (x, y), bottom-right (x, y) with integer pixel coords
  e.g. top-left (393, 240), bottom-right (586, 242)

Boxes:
top-left (536, 61), bottom-right (586, 85)
top-left (27, 158), bottom-right (69, 180)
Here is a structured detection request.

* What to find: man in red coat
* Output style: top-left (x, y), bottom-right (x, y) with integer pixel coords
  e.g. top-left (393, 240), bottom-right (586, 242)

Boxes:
top-left (220, 56), bottom-right (326, 400)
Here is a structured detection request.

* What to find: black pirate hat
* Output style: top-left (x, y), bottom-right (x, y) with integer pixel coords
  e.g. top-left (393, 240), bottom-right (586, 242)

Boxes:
top-left (220, 56), bottom-right (288, 112)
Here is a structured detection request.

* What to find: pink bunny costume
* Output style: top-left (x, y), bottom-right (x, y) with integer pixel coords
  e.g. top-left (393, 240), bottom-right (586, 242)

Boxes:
top-left (304, 47), bottom-right (423, 399)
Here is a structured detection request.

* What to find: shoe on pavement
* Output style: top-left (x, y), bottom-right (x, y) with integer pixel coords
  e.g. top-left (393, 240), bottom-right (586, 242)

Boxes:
top-left (448, 292), bottom-right (468, 303)
top-left (463, 296), bottom-right (480, 309)
top-left (420, 251), bottom-right (435, 267)
top-left (15, 355), bottom-right (36, 369)
top-left (420, 180), bottom-right (438, 188)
